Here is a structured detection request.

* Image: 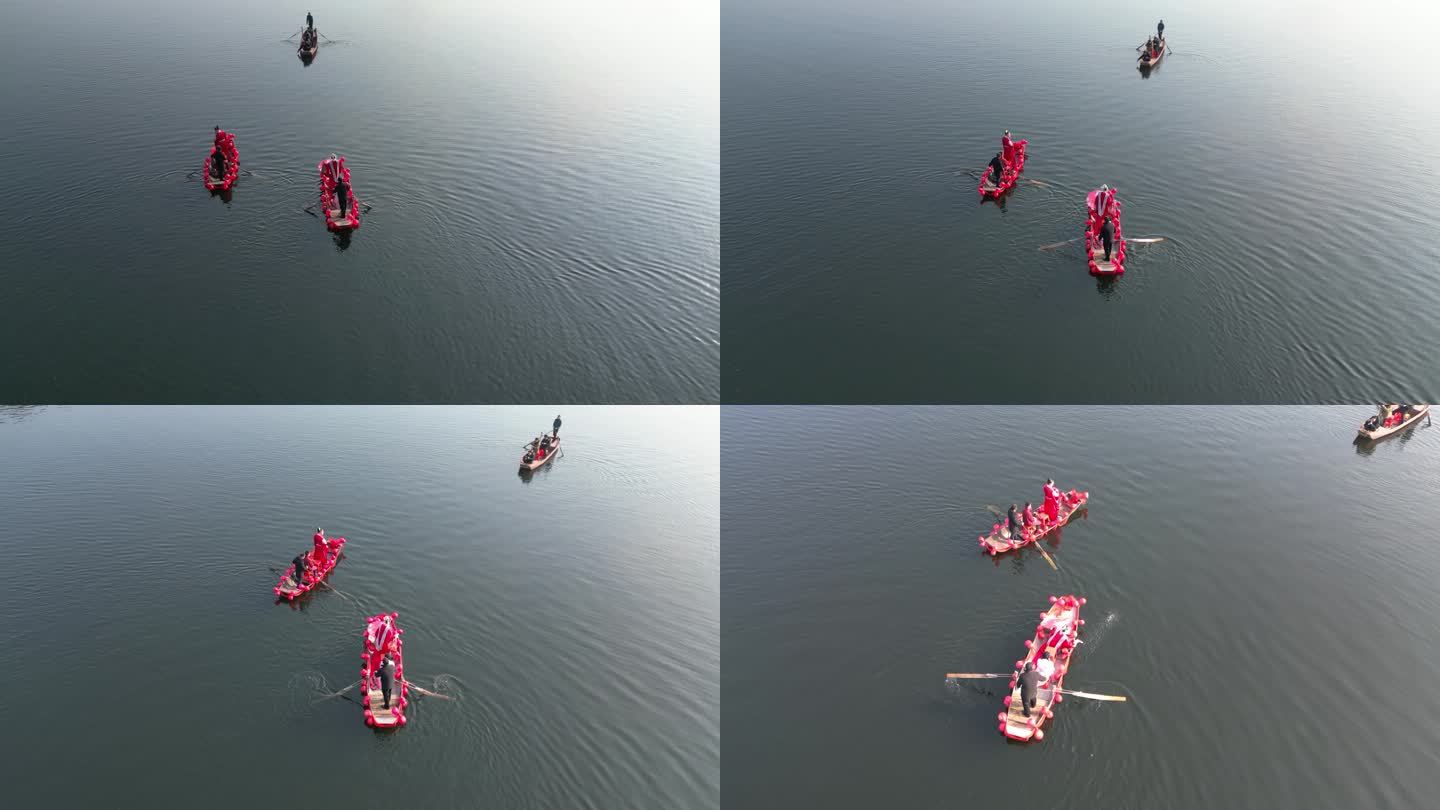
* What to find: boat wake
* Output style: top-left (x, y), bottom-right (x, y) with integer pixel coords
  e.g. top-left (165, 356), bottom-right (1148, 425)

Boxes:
top-left (1079, 611), bottom-right (1120, 651)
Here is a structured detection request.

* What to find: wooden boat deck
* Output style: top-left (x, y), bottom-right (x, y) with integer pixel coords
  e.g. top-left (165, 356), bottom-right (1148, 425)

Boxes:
top-left (1003, 601), bottom-right (1078, 740)
top-left (367, 682), bottom-right (401, 726)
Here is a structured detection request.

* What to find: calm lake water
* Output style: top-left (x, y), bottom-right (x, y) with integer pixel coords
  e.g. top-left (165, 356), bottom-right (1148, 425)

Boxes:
top-left (0, 406), bottom-right (719, 809)
top-left (0, 0), bottom-right (718, 403)
top-left (724, 406), bottom-right (1440, 808)
top-left (723, 0), bottom-right (1440, 402)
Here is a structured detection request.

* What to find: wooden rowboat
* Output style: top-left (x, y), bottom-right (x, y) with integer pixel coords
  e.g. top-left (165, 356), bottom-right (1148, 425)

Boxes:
top-left (520, 436), bottom-right (561, 471)
top-left (274, 536), bottom-right (346, 601)
top-left (1357, 404), bottom-right (1430, 441)
top-left (978, 490), bottom-right (1089, 555)
top-left (1139, 38), bottom-right (1165, 68)
top-left (1000, 595), bottom-right (1084, 742)
top-left (362, 613), bottom-right (407, 729)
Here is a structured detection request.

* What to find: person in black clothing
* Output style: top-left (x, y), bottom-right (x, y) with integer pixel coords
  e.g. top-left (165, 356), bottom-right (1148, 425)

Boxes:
top-left (1007, 504), bottom-right (1023, 538)
top-left (307, 12), bottom-right (313, 30)
top-left (1157, 19), bottom-right (1164, 39)
top-left (552, 415), bottom-right (562, 439)
top-left (290, 554), bottom-right (308, 587)
top-left (378, 653), bottom-right (397, 709)
top-left (211, 148), bottom-right (226, 181)
top-left (987, 153), bottom-right (1005, 187)
top-left (335, 179), bottom-right (350, 217)
top-left (1018, 662), bottom-right (1041, 716)
top-left (1099, 217), bottom-right (1114, 262)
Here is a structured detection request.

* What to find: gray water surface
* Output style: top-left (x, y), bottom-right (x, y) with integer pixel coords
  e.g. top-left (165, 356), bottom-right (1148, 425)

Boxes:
top-left (0, 0), bottom-right (718, 402)
top-left (723, 0), bottom-right (1440, 401)
top-left (0, 406), bottom-right (719, 809)
top-left (724, 406), bottom-right (1440, 808)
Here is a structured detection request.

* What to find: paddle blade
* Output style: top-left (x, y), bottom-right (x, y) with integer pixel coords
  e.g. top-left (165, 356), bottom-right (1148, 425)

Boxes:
top-left (1128, 237), bottom-right (1166, 244)
top-left (1040, 549), bottom-right (1059, 571)
top-left (1060, 689), bottom-right (1128, 702)
top-left (1039, 238), bottom-right (1079, 251)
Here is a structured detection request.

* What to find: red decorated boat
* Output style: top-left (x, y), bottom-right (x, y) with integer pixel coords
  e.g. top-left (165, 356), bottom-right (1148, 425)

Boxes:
top-left (979, 140), bottom-right (1027, 199)
top-left (273, 536), bottom-right (347, 600)
top-left (361, 612), bottom-right (409, 729)
top-left (1084, 187), bottom-right (1125, 275)
top-left (318, 156), bottom-right (361, 231)
top-left (998, 594), bottom-right (1085, 742)
top-left (203, 131), bottom-right (239, 192)
top-left (978, 487), bottom-right (1088, 555)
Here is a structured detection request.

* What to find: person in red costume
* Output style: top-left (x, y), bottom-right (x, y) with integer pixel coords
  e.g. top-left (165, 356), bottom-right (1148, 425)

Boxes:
top-left (1091, 185), bottom-right (1114, 225)
top-left (1001, 130), bottom-right (1027, 168)
top-left (1042, 480), bottom-right (1060, 522)
top-left (312, 527), bottom-right (330, 567)
top-left (368, 615), bottom-right (399, 670)
top-left (1022, 502), bottom-right (1037, 532)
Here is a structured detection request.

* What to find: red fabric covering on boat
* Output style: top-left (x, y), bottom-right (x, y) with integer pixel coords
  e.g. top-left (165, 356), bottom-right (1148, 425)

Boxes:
top-left (318, 156), bottom-right (361, 231)
top-left (203, 131), bottom-right (239, 192)
top-left (979, 140), bottom-right (1027, 199)
top-left (361, 612), bottom-right (408, 728)
top-left (273, 536), bottom-right (347, 600)
top-left (978, 489), bottom-right (1089, 555)
top-left (1084, 188), bottom-right (1126, 275)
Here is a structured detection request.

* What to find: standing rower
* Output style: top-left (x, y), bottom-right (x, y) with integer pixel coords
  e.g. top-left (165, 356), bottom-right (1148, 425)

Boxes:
top-left (987, 152), bottom-right (1005, 187)
top-left (1017, 662), bottom-right (1041, 717)
top-left (552, 414), bottom-right (562, 439)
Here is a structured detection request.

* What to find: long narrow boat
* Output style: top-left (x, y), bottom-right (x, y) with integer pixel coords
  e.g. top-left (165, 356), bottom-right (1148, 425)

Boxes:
top-left (361, 613), bottom-right (408, 728)
top-left (203, 131), bottom-right (239, 192)
top-left (978, 488), bottom-right (1089, 555)
top-left (1138, 37), bottom-right (1166, 69)
top-left (520, 436), bottom-right (561, 471)
top-left (273, 536), bottom-right (347, 600)
top-left (978, 141), bottom-right (1027, 199)
top-left (319, 157), bottom-right (361, 231)
top-left (999, 594), bottom-right (1085, 742)
top-left (1085, 188), bottom-right (1125, 275)
top-left (1358, 404), bottom-right (1430, 441)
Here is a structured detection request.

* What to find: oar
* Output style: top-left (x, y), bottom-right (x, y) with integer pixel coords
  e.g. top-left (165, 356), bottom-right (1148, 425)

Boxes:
top-left (319, 32), bottom-right (336, 43)
top-left (1127, 237), bottom-right (1166, 244)
top-left (988, 505), bottom-right (1059, 570)
top-left (1039, 238), bottom-right (1080, 251)
top-left (1035, 543), bottom-right (1059, 571)
top-left (1058, 688), bottom-right (1128, 702)
top-left (315, 679), bottom-right (361, 700)
top-left (945, 673), bottom-right (1011, 679)
top-left (409, 684), bottom-right (455, 700)
top-left (318, 581), bottom-right (356, 602)
top-left (303, 206), bottom-right (318, 217)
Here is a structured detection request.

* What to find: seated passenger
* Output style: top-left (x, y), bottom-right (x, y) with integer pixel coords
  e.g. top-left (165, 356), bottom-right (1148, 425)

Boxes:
top-left (1035, 652), bottom-right (1056, 684)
